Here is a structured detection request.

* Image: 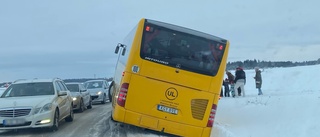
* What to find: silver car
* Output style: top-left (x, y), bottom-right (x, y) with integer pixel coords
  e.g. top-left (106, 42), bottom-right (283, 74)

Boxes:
top-left (84, 80), bottom-right (109, 104)
top-left (0, 78), bottom-right (74, 131)
top-left (66, 83), bottom-right (92, 112)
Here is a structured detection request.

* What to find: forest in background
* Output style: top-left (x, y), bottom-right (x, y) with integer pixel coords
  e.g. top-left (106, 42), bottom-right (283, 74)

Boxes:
top-left (226, 58), bottom-right (320, 70)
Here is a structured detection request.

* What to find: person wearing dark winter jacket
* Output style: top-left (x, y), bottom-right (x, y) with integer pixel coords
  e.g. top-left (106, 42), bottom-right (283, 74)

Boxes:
top-left (254, 67), bottom-right (263, 95)
top-left (222, 79), bottom-right (230, 97)
top-left (234, 67), bottom-right (246, 97)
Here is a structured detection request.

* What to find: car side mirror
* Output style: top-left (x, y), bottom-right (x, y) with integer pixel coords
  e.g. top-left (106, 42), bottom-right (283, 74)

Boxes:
top-left (58, 91), bottom-right (67, 96)
top-left (80, 89), bottom-right (87, 92)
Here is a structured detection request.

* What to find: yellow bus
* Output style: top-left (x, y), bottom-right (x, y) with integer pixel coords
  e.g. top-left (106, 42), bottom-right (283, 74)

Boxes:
top-left (109, 18), bottom-right (229, 137)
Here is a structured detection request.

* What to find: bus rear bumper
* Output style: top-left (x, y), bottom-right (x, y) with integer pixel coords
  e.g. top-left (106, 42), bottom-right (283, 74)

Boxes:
top-left (113, 107), bottom-right (211, 137)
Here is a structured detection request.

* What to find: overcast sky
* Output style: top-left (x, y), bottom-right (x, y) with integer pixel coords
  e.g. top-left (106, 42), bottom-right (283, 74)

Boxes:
top-left (1, 0), bottom-right (319, 82)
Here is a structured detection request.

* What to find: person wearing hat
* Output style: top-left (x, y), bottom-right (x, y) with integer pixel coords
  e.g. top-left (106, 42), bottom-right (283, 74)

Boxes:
top-left (254, 67), bottom-right (263, 95)
top-left (234, 66), bottom-right (246, 97)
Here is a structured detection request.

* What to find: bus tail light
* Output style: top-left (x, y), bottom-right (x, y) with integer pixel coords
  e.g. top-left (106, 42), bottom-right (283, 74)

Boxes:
top-left (207, 104), bottom-right (217, 127)
top-left (117, 83), bottom-right (129, 107)
top-left (145, 25), bottom-right (154, 32)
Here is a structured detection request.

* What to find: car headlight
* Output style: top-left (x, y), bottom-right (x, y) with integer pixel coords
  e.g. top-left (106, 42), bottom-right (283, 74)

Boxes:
top-left (33, 103), bottom-right (52, 115)
top-left (97, 91), bottom-right (102, 95)
top-left (40, 103), bottom-right (52, 113)
top-left (73, 97), bottom-right (77, 101)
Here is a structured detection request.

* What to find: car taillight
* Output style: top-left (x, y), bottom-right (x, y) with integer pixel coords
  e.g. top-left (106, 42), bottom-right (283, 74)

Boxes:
top-left (207, 104), bottom-right (217, 127)
top-left (117, 83), bottom-right (129, 107)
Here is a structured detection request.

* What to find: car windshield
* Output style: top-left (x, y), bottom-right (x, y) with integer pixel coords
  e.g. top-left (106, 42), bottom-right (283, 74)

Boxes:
top-left (0, 82), bottom-right (54, 98)
top-left (66, 84), bottom-right (79, 92)
top-left (85, 81), bottom-right (103, 89)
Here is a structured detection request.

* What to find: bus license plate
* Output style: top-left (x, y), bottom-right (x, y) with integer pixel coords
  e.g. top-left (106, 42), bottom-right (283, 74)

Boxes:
top-left (157, 105), bottom-right (178, 115)
top-left (3, 118), bottom-right (26, 126)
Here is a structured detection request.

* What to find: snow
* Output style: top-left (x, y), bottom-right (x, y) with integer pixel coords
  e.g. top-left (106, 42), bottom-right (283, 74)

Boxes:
top-left (211, 64), bottom-right (320, 137)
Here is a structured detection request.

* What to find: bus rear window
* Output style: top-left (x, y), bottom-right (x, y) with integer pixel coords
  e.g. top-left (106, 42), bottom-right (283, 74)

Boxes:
top-left (140, 25), bottom-right (225, 76)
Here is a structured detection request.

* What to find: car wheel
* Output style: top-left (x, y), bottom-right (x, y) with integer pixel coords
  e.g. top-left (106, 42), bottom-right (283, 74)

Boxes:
top-left (101, 94), bottom-right (106, 104)
top-left (87, 99), bottom-right (92, 109)
top-left (108, 81), bottom-right (114, 102)
top-left (79, 99), bottom-right (85, 113)
top-left (50, 109), bottom-right (59, 131)
top-left (65, 104), bottom-right (74, 122)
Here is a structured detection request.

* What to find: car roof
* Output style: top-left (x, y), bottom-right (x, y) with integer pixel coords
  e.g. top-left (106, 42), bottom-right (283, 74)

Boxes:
top-left (85, 80), bottom-right (106, 82)
top-left (65, 82), bottom-right (82, 85)
top-left (13, 78), bottom-right (61, 84)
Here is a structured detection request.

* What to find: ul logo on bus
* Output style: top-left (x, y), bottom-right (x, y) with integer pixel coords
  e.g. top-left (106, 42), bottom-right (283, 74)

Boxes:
top-left (165, 88), bottom-right (178, 100)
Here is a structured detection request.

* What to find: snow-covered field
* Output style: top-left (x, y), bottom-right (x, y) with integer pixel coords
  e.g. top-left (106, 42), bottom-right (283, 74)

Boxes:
top-left (212, 64), bottom-right (320, 137)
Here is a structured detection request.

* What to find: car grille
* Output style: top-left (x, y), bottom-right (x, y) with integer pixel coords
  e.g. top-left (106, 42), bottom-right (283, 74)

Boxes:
top-left (0, 108), bottom-right (32, 118)
top-left (191, 99), bottom-right (209, 120)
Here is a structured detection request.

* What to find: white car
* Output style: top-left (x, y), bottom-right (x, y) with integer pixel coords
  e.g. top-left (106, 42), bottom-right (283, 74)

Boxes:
top-left (0, 78), bottom-right (74, 131)
top-left (65, 82), bottom-right (92, 112)
top-left (84, 80), bottom-right (109, 104)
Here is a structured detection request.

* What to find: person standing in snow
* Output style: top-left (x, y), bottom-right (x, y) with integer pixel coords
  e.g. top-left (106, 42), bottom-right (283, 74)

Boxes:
top-left (226, 71), bottom-right (235, 97)
top-left (234, 67), bottom-right (246, 97)
top-left (222, 78), bottom-right (230, 97)
top-left (254, 67), bottom-right (263, 95)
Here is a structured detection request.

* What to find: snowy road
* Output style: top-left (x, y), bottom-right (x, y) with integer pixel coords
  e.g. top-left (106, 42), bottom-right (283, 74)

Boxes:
top-left (0, 103), bottom-right (173, 137)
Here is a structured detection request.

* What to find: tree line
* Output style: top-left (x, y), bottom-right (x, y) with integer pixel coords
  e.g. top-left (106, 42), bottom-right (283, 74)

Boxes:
top-left (63, 77), bottom-right (113, 83)
top-left (226, 58), bottom-right (320, 70)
